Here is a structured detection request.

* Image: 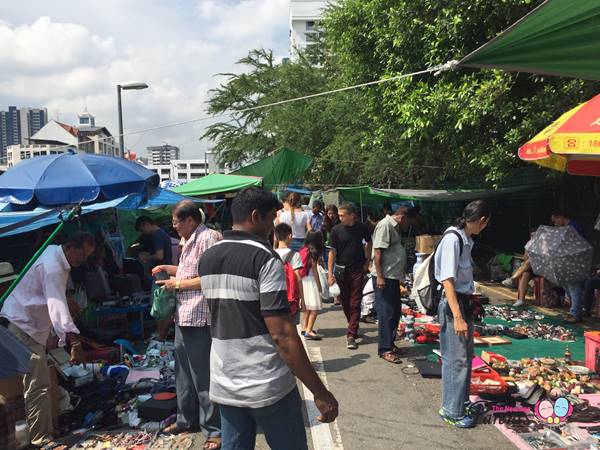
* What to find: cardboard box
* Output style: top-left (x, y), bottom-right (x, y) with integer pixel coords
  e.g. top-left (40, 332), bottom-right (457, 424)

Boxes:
top-left (415, 235), bottom-right (441, 254)
top-left (482, 351), bottom-right (507, 365)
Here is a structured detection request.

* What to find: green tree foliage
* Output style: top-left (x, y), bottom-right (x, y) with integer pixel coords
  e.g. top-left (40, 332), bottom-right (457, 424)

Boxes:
top-left (203, 0), bottom-right (598, 188)
top-left (323, 0), bottom-right (598, 188)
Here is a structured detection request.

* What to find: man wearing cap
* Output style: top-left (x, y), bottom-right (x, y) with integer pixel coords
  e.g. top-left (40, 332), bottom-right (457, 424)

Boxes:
top-left (0, 232), bottom-right (95, 448)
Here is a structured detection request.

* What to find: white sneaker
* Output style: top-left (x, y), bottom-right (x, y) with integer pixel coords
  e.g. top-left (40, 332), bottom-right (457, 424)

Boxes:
top-left (513, 299), bottom-right (526, 308)
top-left (501, 278), bottom-right (515, 288)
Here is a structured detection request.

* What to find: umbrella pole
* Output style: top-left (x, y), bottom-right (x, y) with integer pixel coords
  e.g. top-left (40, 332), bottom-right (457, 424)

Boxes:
top-left (0, 205), bottom-right (79, 309)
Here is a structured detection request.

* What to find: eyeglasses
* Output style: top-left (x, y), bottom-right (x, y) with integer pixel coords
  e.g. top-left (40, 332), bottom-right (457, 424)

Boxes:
top-left (172, 217), bottom-right (188, 227)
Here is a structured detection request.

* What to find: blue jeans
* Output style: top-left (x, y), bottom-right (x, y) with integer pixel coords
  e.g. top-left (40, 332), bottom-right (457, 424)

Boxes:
top-left (373, 276), bottom-right (401, 355)
top-left (564, 280), bottom-right (584, 319)
top-left (291, 238), bottom-right (304, 252)
top-left (439, 298), bottom-right (474, 419)
top-left (219, 388), bottom-right (308, 450)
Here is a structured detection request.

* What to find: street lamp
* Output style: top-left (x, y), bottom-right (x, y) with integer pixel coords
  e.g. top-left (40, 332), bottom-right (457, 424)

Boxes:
top-left (117, 81), bottom-right (148, 158)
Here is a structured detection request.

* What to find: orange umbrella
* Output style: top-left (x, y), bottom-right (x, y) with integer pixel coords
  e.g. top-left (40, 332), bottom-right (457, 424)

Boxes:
top-left (519, 93), bottom-right (600, 176)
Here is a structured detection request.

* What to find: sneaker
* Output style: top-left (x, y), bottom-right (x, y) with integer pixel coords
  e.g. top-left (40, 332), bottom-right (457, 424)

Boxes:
top-left (347, 337), bottom-right (358, 350)
top-left (513, 299), bottom-right (526, 308)
top-left (564, 313), bottom-right (582, 324)
top-left (464, 402), bottom-right (486, 416)
top-left (501, 278), bottom-right (515, 288)
top-left (438, 409), bottom-right (476, 428)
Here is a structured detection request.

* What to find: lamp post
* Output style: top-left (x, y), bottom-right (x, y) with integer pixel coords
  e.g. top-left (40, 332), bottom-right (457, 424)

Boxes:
top-left (116, 81), bottom-right (148, 158)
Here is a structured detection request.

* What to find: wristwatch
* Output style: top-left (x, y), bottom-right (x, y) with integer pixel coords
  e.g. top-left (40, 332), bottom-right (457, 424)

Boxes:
top-left (175, 279), bottom-right (181, 292)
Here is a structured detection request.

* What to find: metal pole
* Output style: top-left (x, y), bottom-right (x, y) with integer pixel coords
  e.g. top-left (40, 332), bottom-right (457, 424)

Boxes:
top-left (117, 85), bottom-right (124, 158)
top-left (0, 206), bottom-right (79, 308)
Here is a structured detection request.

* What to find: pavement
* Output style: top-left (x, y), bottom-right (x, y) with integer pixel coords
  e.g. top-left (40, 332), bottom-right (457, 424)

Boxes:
top-left (290, 302), bottom-right (517, 450)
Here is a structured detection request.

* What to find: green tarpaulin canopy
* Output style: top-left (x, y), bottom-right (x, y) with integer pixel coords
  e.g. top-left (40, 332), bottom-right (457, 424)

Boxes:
top-left (333, 186), bottom-right (413, 204)
top-left (173, 173), bottom-right (262, 197)
top-left (233, 148), bottom-right (313, 190)
top-left (460, 0), bottom-right (600, 80)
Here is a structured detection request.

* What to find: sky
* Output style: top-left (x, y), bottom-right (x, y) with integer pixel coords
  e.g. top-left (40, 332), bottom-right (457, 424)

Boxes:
top-left (0, 0), bottom-right (290, 159)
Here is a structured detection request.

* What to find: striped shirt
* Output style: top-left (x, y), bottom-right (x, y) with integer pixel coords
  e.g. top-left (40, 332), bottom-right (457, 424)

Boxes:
top-left (175, 224), bottom-right (222, 327)
top-left (198, 230), bottom-right (296, 408)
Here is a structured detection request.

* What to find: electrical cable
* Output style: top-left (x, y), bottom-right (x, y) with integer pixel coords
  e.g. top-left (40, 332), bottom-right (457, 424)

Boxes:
top-left (36, 61), bottom-right (459, 154)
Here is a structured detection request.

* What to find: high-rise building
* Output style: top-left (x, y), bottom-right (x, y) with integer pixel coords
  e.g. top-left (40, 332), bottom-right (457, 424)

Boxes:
top-left (147, 144), bottom-right (180, 165)
top-left (19, 107), bottom-right (48, 145)
top-left (0, 106), bottom-right (48, 160)
top-left (289, 0), bottom-right (329, 61)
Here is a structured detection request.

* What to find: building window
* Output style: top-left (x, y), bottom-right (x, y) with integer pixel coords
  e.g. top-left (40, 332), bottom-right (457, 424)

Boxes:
top-left (306, 21), bottom-right (316, 31)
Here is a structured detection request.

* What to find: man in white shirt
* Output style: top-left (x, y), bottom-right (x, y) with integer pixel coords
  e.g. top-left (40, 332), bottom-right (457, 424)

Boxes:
top-left (0, 232), bottom-right (95, 447)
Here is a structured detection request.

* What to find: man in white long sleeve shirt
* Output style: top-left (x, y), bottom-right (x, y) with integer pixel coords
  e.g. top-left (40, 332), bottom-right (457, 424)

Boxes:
top-left (0, 232), bottom-right (95, 447)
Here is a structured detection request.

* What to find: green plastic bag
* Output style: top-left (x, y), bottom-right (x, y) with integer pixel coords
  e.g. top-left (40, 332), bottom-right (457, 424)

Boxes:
top-left (150, 284), bottom-right (176, 320)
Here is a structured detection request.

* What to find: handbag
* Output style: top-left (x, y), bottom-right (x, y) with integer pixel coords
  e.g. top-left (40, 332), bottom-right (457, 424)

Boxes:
top-left (333, 264), bottom-right (346, 283)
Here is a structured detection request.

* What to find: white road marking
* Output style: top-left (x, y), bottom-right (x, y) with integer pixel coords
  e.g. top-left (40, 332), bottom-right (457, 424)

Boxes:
top-left (298, 327), bottom-right (344, 450)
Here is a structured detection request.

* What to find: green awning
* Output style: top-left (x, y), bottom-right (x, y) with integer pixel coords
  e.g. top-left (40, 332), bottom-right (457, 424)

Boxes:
top-left (460, 0), bottom-right (600, 80)
top-left (233, 148), bottom-right (313, 190)
top-left (333, 186), bottom-right (415, 204)
top-left (173, 173), bottom-right (262, 197)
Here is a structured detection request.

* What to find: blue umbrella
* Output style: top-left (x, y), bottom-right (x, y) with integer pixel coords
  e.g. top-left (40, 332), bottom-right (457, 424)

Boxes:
top-left (0, 326), bottom-right (32, 378)
top-left (0, 153), bottom-right (159, 206)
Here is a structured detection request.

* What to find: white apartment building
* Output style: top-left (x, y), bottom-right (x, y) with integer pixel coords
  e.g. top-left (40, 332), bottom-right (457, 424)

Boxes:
top-left (290, 0), bottom-right (329, 60)
top-left (145, 151), bottom-right (226, 183)
top-left (6, 110), bottom-right (119, 167)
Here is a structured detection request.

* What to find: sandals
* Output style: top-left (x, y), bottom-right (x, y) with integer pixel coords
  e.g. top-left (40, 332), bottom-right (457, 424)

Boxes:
top-left (204, 437), bottom-right (222, 450)
top-left (305, 331), bottom-right (323, 340)
top-left (380, 351), bottom-right (402, 364)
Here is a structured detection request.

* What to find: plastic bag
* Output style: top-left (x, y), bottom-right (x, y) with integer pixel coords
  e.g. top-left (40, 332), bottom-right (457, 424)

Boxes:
top-left (150, 284), bottom-right (176, 320)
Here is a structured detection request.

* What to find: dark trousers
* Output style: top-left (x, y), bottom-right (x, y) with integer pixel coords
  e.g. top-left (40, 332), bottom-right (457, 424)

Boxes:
top-left (339, 269), bottom-right (364, 338)
top-left (583, 276), bottom-right (600, 312)
top-left (174, 325), bottom-right (221, 437)
top-left (373, 277), bottom-right (401, 355)
top-left (219, 388), bottom-right (307, 450)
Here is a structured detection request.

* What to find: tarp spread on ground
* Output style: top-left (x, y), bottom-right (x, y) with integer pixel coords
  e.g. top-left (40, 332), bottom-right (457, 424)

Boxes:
top-left (173, 173), bottom-right (262, 197)
top-left (0, 189), bottom-right (210, 237)
top-left (232, 148), bottom-right (313, 190)
top-left (460, 0), bottom-right (600, 80)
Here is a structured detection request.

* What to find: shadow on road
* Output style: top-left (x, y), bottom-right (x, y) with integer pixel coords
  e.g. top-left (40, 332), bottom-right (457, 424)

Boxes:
top-left (321, 353), bottom-right (370, 372)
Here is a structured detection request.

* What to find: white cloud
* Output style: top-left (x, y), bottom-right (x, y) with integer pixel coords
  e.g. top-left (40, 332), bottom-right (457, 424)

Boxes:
top-left (0, 1), bottom-right (290, 158)
top-left (0, 17), bottom-right (115, 75)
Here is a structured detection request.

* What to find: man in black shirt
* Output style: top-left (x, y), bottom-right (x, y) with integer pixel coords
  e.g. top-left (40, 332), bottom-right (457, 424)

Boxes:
top-left (327, 202), bottom-right (372, 349)
top-left (135, 216), bottom-right (173, 267)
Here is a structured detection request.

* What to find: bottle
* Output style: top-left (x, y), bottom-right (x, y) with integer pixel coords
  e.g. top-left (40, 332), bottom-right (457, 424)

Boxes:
top-left (564, 346), bottom-right (572, 362)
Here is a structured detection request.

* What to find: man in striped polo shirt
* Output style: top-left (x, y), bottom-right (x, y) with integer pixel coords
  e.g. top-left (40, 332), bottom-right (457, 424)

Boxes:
top-left (199, 187), bottom-right (338, 450)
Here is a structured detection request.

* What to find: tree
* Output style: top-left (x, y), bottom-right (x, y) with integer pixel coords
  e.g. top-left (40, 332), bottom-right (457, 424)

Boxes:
top-left (322, 0), bottom-right (598, 188)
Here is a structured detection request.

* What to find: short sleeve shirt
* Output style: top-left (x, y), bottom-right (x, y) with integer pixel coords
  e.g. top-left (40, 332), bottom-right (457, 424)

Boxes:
top-left (434, 227), bottom-right (474, 295)
top-left (151, 228), bottom-right (173, 267)
top-left (370, 215), bottom-right (407, 280)
top-left (330, 222), bottom-right (372, 269)
top-left (275, 248), bottom-right (303, 271)
top-left (198, 230), bottom-right (296, 409)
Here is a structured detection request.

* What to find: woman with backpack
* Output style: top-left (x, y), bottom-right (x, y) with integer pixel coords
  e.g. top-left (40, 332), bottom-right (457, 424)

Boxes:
top-left (435, 200), bottom-right (491, 428)
top-left (300, 231), bottom-right (326, 340)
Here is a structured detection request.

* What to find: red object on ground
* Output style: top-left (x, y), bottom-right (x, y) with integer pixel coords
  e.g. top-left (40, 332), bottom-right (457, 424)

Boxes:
top-left (153, 392), bottom-right (176, 401)
top-left (470, 356), bottom-right (508, 395)
top-left (585, 331), bottom-right (600, 372)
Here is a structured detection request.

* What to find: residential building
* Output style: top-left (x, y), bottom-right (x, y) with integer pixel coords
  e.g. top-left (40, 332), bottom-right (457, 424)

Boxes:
top-left (290, 0), bottom-right (329, 60)
top-left (148, 144), bottom-right (180, 165)
top-left (0, 106), bottom-right (48, 160)
top-left (145, 152), bottom-right (226, 183)
top-left (6, 109), bottom-right (118, 167)
top-left (19, 107), bottom-right (48, 145)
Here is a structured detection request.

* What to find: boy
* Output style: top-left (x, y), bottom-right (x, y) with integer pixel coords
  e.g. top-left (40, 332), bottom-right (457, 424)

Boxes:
top-left (274, 223), bottom-right (304, 325)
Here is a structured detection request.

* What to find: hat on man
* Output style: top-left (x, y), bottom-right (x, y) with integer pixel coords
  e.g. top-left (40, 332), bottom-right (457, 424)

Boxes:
top-left (0, 262), bottom-right (17, 284)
